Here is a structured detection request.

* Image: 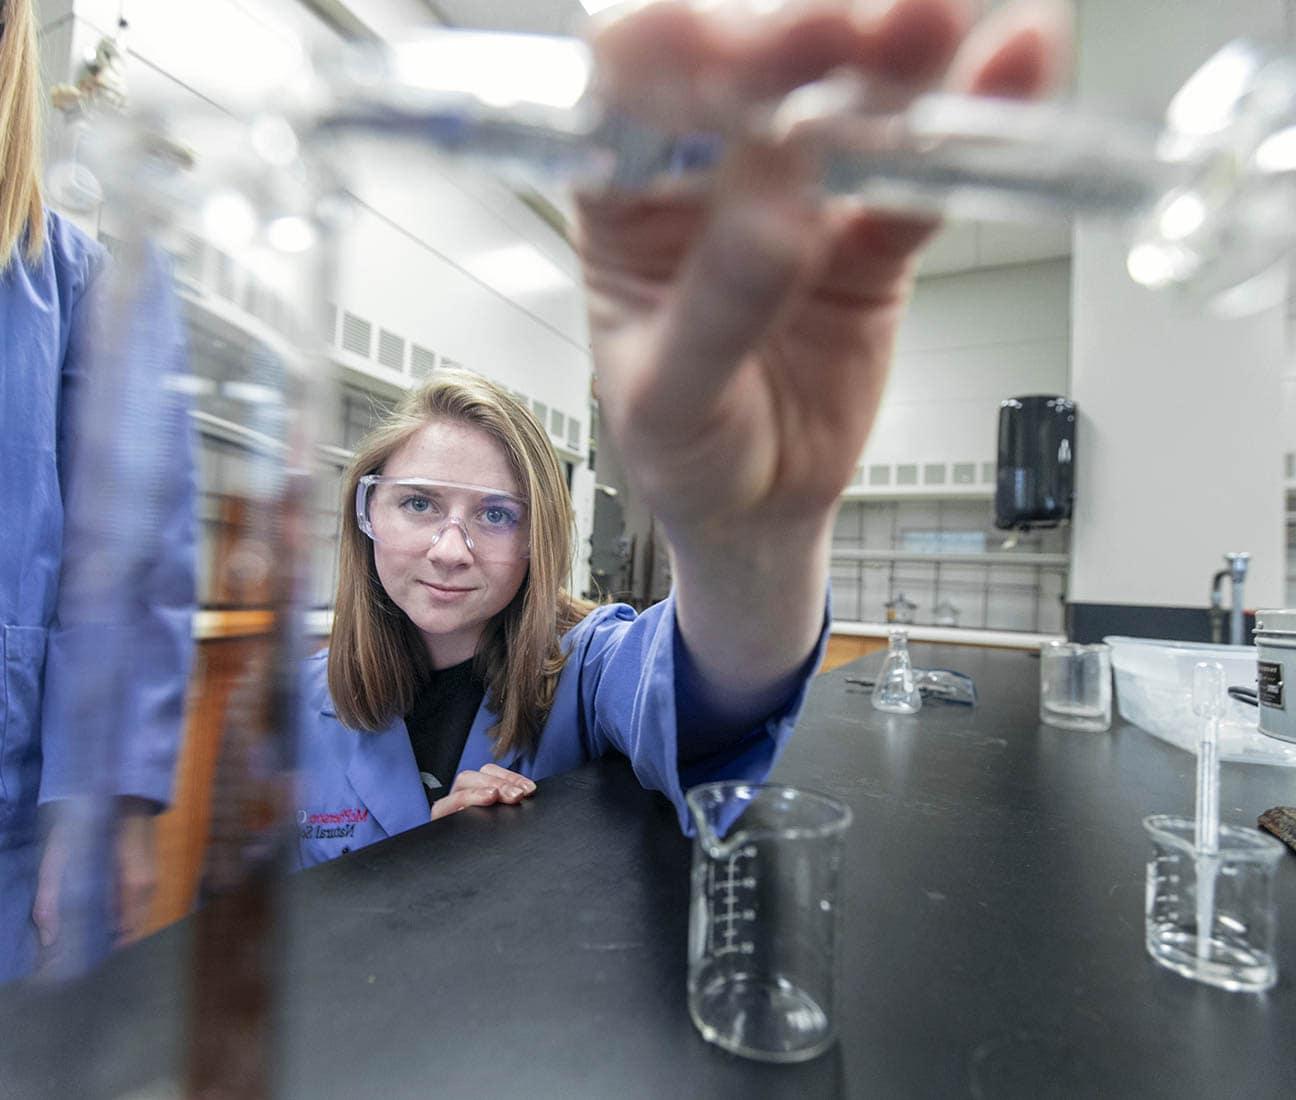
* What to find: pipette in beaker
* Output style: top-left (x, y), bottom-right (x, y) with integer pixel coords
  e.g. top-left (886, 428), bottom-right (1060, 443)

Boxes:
top-left (310, 30), bottom-right (1296, 309)
top-left (1191, 661), bottom-right (1226, 964)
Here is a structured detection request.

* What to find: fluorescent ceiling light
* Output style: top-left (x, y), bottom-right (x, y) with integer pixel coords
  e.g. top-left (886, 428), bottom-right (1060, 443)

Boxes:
top-left (466, 243), bottom-right (571, 297)
top-left (391, 32), bottom-right (591, 111)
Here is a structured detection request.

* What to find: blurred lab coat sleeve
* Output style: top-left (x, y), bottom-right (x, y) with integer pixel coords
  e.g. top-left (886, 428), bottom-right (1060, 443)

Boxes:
top-left (577, 590), bottom-right (830, 835)
top-left (37, 249), bottom-right (197, 809)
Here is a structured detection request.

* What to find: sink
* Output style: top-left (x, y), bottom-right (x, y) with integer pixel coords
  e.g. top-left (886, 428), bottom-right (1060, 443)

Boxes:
top-left (1104, 635), bottom-right (1296, 767)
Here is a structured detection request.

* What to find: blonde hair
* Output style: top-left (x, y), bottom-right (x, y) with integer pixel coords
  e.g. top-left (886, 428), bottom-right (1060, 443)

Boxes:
top-left (328, 370), bottom-right (594, 757)
top-left (0, 0), bottom-right (45, 268)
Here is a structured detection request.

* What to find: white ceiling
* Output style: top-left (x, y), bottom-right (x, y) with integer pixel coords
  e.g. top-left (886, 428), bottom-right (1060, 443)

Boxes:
top-left (323, 0), bottom-right (1074, 277)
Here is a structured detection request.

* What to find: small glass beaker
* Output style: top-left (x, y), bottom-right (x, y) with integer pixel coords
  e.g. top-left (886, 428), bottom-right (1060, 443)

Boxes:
top-left (1143, 815), bottom-right (1285, 992)
top-left (684, 783), bottom-right (852, 1063)
top-left (1039, 641), bottom-right (1112, 731)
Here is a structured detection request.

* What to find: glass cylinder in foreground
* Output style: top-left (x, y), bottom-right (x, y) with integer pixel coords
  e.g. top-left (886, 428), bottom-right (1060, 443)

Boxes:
top-left (685, 782), bottom-right (852, 1063)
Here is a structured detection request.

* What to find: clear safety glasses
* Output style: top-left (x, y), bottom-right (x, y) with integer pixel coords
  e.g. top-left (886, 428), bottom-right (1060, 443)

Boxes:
top-left (356, 476), bottom-right (530, 562)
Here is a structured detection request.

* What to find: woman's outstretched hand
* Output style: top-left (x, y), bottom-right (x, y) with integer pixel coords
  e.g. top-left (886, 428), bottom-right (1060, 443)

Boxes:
top-left (580, 0), bottom-right (1071, 541)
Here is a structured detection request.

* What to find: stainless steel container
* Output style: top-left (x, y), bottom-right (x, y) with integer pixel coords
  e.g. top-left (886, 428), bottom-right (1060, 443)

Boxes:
top-left (1254, 609), bottom-right (1296, 744)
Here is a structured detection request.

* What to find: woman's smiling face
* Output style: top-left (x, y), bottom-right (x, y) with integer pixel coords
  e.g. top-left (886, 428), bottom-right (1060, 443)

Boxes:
top-left (370, 418), bottom-right (530, 669)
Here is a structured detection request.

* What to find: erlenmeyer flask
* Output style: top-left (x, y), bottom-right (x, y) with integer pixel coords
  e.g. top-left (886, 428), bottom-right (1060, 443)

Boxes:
top-left (872, 629), bottom-right (923, 715)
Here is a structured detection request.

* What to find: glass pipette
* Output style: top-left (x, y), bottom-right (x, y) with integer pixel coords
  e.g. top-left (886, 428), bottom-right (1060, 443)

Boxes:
top-left (309, 31), bottom-right (1296, 309)
top-left (1191, 661), bottom-right (1226, 965)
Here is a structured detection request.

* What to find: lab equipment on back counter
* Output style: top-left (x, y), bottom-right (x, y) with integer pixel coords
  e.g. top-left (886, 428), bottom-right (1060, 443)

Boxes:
top-left (1253, 608), bottom-right (1296, 744)
top-left (884, 593), bottom-right (917, 625)
top-left (1208, 553), bottom-right (1252, 646)
top-left (870, 629), bottom-right (923, 715)
top-left (1039, 641), bottom-right (1112, 733)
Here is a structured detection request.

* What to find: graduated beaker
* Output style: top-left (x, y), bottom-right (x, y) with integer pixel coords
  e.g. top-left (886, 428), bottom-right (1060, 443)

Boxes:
top-left (685, 782), bottom-right (852, 1063)
top-left (1143, 814), bottom-right (1285, 992)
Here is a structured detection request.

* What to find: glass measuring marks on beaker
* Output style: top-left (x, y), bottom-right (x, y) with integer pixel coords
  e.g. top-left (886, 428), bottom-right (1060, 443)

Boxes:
top-left (1142, 815), bottom-right (1284, 992)
top-left (684, 783), bottom-right (852, 1063)
top-left (1140, 661), bottom-right (1286, 992)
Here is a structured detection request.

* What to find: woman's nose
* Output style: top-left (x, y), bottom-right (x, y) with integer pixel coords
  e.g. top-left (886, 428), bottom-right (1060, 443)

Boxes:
top-left (425, 517), bottom-right (474, 564)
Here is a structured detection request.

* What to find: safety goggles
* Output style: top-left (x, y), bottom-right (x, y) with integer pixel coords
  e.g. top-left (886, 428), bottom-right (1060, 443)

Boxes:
top-left (356, 476), bottom-right (530, 562)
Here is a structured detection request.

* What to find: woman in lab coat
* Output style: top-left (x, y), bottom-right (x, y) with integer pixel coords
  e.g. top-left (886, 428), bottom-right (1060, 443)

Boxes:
top-left (297, 369), bottom-right (829, 867)
top-left (0, 0), bottom-right (194, 981)
top-left (296, 0), bottom-right (1070, 867)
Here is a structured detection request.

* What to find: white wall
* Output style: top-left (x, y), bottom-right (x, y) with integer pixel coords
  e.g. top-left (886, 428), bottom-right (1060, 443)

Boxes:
top-left (857, 258), bottom-right (1071, 488)
top-left (37, 0), bottom-right (596, 594)
top-left (1068, 0), bottom-right (1289, 611)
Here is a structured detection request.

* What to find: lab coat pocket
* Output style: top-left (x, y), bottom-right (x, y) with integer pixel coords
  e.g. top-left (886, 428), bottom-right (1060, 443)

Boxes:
top-left (0, 625), bottom-right (49, 833)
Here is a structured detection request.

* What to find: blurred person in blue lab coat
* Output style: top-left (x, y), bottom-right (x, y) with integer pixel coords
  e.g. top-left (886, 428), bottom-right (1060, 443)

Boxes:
top-left (0, 0), bottom-right (195, 983)
top-left (295, 0), bottom-right (1071, 867)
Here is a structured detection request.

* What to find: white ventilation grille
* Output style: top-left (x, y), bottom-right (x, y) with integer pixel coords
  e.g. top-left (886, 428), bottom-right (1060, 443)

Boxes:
top-left (341, 312), bottom-right (372, 357)
top-left (868, 464), bottom-right (890, 486)
top-left (953, 462), bottom-right (976, 485)
top-left (896, 464), bottom-right (918, 486)
top-left (378, 329), bottom-right (406, 371)
top-left (411, 345), bottom-right (437, 378)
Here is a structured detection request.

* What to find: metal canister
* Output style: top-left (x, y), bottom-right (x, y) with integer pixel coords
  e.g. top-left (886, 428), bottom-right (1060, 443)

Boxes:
top-left (1254, 610), bottom-right (1296, 744)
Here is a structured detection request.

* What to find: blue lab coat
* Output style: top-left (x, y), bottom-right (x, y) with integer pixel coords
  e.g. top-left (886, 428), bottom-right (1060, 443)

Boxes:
top-left (295, 596), bottom-right (827, 869)
top-left (0, 213), bottom-right (196, 982)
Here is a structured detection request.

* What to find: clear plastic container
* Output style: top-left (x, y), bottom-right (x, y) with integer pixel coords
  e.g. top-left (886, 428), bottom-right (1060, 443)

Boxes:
top-left (1105, 636), bottom-right (1296, 766)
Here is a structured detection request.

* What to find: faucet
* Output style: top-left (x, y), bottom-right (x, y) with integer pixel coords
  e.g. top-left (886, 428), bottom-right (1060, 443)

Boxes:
top-left (1209, 552), bottom-right (1250, 646)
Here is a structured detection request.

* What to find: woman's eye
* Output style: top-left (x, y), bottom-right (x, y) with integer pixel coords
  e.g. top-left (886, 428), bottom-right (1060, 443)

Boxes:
top-left (480, 505), bottom-right (520, 529)
top-left (400, 495), bottom-right (434, 515)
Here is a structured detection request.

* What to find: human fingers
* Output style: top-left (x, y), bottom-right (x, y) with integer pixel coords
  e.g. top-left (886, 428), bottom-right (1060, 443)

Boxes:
top-left (431, 783), bottom-right (504, 821)
top-left (618, 138), bottom-right (826, 439)
top-left (945, 0), bottom-right (1073, 98)
top-left (32, 827), bottom-right (70, 948)
top-left (589, 1), bottom-right (975, 132)
top-left (813, 0), bottom-right (1073, 301)
top-left (452, 769), bottom-right (533, 801)
top-left (478, 763), bottom-right (537, 796)
top-left (430, 770), bottom-right (535, 820)
top-left (114, 815), bottom-right (158, 946)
